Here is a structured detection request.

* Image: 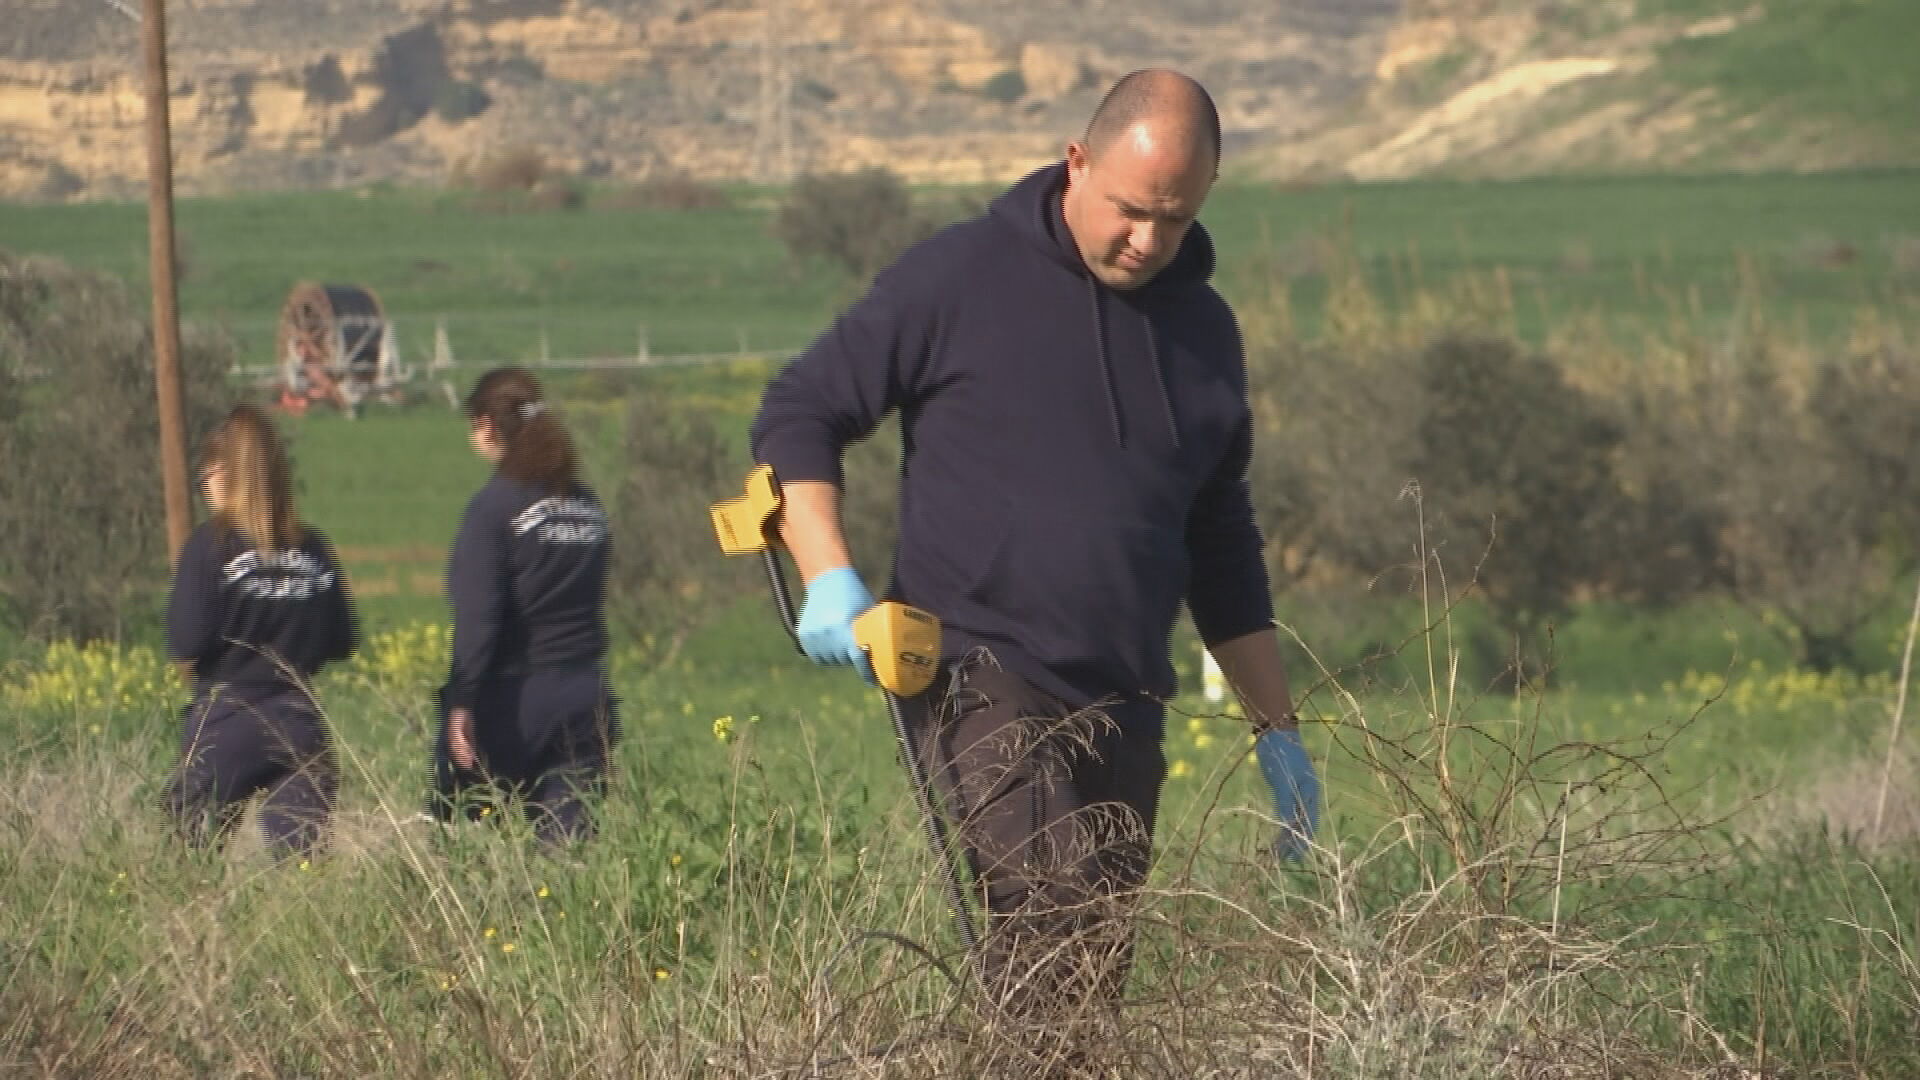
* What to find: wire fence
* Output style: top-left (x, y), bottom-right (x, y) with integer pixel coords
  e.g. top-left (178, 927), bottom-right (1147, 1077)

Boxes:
top-left (224, 347), bottom-right (802, 381)
top-left (221, 310), bottom-right (803, 386)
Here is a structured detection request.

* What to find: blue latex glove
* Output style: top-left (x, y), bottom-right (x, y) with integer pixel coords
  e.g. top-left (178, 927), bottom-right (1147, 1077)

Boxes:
top-left (795, 566), bottom-right (876, 683)
top-left (1255, 726), bottom-right (1320, 861)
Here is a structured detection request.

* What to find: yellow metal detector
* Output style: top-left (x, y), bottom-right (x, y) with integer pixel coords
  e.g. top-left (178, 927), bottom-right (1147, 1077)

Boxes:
top-left (711, 465), bottom-right (980, 954)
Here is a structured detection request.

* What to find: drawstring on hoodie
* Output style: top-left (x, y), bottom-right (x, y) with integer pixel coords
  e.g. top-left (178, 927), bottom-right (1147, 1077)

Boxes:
top-left (1086, 277), bottom-right (1182, 450)
top-left (1087, 281), bottom-right (1124, 446)
top-left (1141, 309), bottom-right (1182, 451)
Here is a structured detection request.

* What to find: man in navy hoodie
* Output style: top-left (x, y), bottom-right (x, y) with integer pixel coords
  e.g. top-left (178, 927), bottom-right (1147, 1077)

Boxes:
top-left (751, 70), bottom-right (1319, 1013)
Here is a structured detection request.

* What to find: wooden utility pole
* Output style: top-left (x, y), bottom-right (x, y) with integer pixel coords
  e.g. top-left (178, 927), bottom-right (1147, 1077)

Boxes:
top-left (139, 0), bottom-right (193, 565)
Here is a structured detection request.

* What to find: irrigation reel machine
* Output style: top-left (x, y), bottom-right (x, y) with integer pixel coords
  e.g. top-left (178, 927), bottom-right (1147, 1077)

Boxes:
top-left (269, 281), bottom-right (420, 417)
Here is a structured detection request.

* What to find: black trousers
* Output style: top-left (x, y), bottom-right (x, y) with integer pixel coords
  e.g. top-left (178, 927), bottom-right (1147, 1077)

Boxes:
top-left (429, 669), bottom-right (618, 846)
top-left (163, 686), bottom-right (337, 858)
top-left (903, 651), bottom-right (1167, 1014)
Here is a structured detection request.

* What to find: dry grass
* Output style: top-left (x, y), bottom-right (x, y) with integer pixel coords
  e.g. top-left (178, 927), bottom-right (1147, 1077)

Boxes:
top-left (1759, 746), bottom-right (1920, 854)
top-left (2, 544), bottom-right (1916, 1076)
top-left (462, 145), bottom-right (548, 193)
top-left (597, 174), bottom-right (735, 212)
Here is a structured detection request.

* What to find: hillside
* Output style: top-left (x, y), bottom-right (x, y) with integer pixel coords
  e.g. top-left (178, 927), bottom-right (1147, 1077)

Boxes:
top-left (0, 0), bottom-right (1914, 199)
top-left (1252, 0), bottom-right (1920, 181)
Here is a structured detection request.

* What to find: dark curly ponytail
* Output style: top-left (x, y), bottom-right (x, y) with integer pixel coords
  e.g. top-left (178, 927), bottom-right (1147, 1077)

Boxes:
top-left (465, 366), bottom-right (579, 495)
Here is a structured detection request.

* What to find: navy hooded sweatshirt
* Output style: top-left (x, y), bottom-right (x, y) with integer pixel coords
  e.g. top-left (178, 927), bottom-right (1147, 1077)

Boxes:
top-left (751, 162), bottom-right (1274, 710)
top-left (166, 521), bottom-right (358, 691)
top-left (444, 474), bottom-right (611, 711)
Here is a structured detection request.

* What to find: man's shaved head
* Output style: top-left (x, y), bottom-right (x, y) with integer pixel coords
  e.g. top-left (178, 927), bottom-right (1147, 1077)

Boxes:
top-left (1081, 69), bottom-right (1221, 168)
top-left (1061, 70), bottom-right (1220, 290)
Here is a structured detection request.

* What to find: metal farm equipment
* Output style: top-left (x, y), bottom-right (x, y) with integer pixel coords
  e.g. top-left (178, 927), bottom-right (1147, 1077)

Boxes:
top-left (273, 282), bottom-right (413, 416)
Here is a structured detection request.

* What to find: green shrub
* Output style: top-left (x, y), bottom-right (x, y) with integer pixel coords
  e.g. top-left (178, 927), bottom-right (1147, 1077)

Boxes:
top-left (772, 167), bottom-right (939, 284)
top-left (0, 251), bottom-right (237, 641)
top-left (981, 68), bottom-right (1027, 104)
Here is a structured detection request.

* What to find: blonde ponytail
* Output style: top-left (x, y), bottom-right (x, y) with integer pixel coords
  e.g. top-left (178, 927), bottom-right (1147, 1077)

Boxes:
top-left (202, 404), bottom-right (300, 555)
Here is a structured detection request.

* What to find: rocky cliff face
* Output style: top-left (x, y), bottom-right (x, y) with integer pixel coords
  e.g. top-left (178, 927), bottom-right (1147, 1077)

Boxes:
top-left (0, 0), bottom-right (1398, 198)
top-left (2, 0), bottom-right (1908, 200)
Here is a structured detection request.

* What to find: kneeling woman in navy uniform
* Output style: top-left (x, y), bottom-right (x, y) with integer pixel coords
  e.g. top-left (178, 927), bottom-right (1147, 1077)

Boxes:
top-left (164, 403), bottom-right (358, 857)
top-left (431, 367), bottom-right (617, 846)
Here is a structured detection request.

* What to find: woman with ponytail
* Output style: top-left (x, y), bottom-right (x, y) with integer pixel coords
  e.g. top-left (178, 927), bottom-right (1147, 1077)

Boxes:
top-left (163, 403), bottom-right (358, 858)
top-left (432, 366), bottom-right (617, 846)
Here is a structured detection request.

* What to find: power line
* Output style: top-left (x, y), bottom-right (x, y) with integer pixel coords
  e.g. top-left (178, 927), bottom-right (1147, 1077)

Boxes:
top-left (750, 7), bottom-right (802, 184)
top-left (528, 39), bottom-right (959, 51)
top-left (124, 37), bottom-right (977, 60)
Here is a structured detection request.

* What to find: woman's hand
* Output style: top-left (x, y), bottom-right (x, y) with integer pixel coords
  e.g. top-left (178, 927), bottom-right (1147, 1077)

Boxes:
top-left (448, 707), bottom-right (478, 769)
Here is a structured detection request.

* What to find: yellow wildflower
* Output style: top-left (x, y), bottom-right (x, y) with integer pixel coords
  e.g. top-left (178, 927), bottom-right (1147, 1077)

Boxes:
top-left (1169, 760), bottom-right (1192, 779)
top-left (4, 639), bottom-right (183, 713)
top-left (713, 715), bottom-right (735, 743)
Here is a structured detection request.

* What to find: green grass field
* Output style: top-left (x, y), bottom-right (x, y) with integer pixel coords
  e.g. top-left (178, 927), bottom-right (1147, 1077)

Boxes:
top-left (4, 172), bottom-right (1920, 1073)
top-left (9, 168), bottom-right (1914, 639)
top-left (1647, 0), bottom-right (1920, 140)
top-left (2, 170), bottom-right (1915, 365)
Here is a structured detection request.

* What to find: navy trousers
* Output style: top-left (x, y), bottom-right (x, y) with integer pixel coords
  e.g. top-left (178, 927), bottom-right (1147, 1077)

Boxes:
top-left (163, 686), bottom-right (337, 858)
top-left (903, 652), bottom-right (1167, 1014)
top-left (429, 669), bottom-right (618, 846)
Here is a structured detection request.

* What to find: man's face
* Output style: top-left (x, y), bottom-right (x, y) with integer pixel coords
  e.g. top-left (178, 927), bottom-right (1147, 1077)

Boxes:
top-left (1063, 126), bottom-right (1215, 291)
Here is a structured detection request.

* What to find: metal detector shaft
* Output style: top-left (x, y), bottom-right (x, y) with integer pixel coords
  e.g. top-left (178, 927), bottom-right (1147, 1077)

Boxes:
top-left (882, 688), bottom-right (981, 955)
top-left (761, 549), bottom-right (802, 653)
top-left (767, 553), bottom-right (979, 958)
top-left (758, 544), bottom-right (979, 956)
top-left (717, 465), bottom-right (978, 962)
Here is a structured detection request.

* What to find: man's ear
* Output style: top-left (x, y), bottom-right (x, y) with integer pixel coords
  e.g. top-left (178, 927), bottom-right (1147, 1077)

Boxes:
top-left (1065, 140), bottom-right (1090, 178)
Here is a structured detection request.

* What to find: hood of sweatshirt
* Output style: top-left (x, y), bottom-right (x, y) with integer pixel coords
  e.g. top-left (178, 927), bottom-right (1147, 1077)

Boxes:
top-left (987, 162), bottom-right (1218, 451)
